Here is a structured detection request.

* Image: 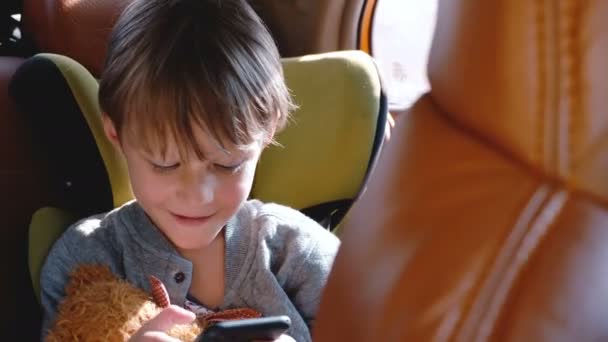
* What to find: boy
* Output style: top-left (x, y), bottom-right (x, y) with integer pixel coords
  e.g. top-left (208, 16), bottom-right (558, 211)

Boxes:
top-left (39, 0), bottom-right (340, 341)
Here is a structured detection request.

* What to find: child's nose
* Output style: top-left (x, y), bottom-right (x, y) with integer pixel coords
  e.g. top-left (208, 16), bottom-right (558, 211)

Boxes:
top-left (197, 174), bottom-right (217, 204)
top-left (179, 172), bottom-right (217, 205)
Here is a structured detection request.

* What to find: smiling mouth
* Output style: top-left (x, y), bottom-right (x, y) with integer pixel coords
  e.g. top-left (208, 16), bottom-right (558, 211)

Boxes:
top-left (170, 212), bottom-right (214, 224)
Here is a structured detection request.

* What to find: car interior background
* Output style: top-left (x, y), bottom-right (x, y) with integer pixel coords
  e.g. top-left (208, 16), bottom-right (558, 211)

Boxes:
top-left (4, 0), bottom-right (607, 341)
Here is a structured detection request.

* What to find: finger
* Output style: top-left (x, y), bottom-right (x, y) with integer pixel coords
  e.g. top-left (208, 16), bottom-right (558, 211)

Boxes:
top-left (275, 335), bottom-right (296, 342)
top-left (143, 305), bottom-right (196, 332)
top-left (254, 334), bottom-right (295, 342)
top-left (139, 331), bottom-right (183, 342)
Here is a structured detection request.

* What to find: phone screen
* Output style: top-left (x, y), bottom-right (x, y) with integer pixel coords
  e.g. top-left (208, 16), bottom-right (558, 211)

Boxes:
top-left (197, 315), bottom-right (291, 342)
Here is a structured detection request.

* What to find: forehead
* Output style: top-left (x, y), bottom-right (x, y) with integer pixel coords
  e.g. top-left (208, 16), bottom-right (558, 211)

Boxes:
top-left (119, 80), bottom-right (269, 157)
top-left (124, 119), bottom-right (261, 160)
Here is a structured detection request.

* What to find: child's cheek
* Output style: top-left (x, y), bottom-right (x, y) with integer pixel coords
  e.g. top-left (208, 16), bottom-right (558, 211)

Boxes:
top-left (240, 160), bottom-right (258, 186)
top-left (123, 147), bottom-right (179, 206)
top-left (232, 160), bottom-right (258, 200)
top-left (131, 169), bottom-right (175, 205)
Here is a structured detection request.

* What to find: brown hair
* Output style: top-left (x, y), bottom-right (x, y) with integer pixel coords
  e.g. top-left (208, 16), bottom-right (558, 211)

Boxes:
top-left (98, 0), bottom-right (295, 159)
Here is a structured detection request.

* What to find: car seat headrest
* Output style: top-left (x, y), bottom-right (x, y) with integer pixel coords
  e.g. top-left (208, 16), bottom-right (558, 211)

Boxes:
top-left (23, 0), bottom-right (128, 76)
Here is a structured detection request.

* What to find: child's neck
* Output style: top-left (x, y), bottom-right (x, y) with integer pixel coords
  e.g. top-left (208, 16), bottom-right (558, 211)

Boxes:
top-left (178, 231), bottom-right (225, 263)
top-left (179, 231), bottom-right (226, 309)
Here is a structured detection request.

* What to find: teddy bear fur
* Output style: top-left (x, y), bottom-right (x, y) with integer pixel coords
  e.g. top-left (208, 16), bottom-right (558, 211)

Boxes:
top-left (46, 264), bottom-right (202, 342)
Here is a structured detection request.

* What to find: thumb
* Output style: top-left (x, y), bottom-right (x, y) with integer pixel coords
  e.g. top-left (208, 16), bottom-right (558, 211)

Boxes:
top-left (143, 305), bottom-right (196, 332)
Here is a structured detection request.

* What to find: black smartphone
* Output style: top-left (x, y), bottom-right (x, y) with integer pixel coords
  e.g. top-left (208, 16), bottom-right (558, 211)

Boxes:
top-left (196, 315), bottom-right (291, 342)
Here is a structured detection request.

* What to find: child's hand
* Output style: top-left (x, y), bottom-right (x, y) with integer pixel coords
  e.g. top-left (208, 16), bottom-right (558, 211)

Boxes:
top-left (129, 305), bottom-right (196, 342)
top-left (255, 334), bottom-right (296, 342)
top-left (273, 335), bottom-right (295, 342)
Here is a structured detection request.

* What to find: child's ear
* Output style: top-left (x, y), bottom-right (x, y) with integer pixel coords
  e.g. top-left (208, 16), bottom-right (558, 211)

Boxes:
top-left (102, 113), bottom-right (121, 150)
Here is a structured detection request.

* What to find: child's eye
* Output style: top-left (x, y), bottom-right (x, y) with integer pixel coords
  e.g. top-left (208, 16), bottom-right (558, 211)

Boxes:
top-left (151, 162), bottom-right (180, 173)
top-left (214, 163), bottom-right (243, 173)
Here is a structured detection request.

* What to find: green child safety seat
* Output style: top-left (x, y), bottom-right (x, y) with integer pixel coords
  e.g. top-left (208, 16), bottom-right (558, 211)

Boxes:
top-left (9, 50), bottom-right (387, 301)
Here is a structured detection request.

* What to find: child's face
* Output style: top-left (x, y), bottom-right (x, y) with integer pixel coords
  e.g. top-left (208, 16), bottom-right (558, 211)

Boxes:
top-left (107, 118), bottom-right (263, 253)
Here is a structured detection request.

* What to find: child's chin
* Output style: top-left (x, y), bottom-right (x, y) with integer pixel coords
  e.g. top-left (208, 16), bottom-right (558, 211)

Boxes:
top-left (172, 235), bottom-right (216, 251)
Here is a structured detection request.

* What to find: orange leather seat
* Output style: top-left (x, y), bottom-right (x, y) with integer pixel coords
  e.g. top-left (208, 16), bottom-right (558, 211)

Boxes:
top-left (315, 0), bottom-right (608, 340)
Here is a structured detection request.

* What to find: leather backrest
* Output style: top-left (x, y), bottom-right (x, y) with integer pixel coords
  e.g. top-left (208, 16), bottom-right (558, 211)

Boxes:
top-left (314, 0), bottom-right (608, 341)
top-left (23, 0), bottom-right (127, 76)
top-left (252, 0), bottom-right (366, 56)
top-left (21, 0), bottom-right (369, 75)
top-left (429, 0), bottom-right (608, 186)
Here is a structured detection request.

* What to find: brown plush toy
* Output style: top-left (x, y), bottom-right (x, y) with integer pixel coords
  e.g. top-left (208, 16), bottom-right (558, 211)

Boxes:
top-left (46, 264), bottom-right (261, 341)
